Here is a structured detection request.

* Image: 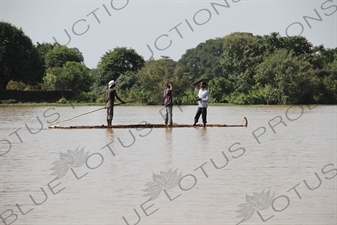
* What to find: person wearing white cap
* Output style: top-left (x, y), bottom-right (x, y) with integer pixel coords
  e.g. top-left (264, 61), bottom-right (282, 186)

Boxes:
top-left (105, 80), bottom-right (125, 126)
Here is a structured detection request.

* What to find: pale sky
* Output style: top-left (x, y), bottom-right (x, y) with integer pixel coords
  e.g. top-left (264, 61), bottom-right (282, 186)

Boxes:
top-left (1, 0), bottom-right (336, 69)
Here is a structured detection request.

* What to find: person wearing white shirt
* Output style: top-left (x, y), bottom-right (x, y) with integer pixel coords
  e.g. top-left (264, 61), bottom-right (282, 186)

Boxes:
top-left (193, 81), bottom-right (209, 127)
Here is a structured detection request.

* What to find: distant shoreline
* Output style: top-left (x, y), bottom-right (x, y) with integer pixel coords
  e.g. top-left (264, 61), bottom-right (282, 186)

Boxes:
top-left (0, 102), bottom-right (145, 107)
top-left (0, 103), bottom-right (332, 107)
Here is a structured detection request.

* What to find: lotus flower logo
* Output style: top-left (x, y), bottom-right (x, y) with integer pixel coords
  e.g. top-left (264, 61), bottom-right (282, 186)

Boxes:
top-left (236, 190), bottom-right (275, 224)
top-left (143, 168), bottom-right (182, 201)
top-left (50, 147), bottom-right (89, 179)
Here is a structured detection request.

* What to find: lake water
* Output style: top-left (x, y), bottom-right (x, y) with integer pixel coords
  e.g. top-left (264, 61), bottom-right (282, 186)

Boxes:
top-left (0, 105), bottom-right (336, 225)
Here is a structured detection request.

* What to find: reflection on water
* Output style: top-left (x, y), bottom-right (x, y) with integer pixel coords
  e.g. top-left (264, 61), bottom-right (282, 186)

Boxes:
top-left (0, 105), bottom-right (336, 225)
top-left (199, 127), bottom-right (208, 140)
top-left (106, 127), bottom-right (114, 137)
top-left (164, 127), bottom-right (173, 166)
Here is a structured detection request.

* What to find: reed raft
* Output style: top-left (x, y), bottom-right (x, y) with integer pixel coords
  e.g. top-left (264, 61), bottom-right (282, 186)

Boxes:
top-left (49, 117), bottom-right (248, 129)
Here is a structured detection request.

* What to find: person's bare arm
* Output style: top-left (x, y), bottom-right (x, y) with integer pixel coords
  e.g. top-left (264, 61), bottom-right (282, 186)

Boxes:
top-left (169, 83), bottom-right (173, 91)
top-left (115, 91), bottom-right (125, 104)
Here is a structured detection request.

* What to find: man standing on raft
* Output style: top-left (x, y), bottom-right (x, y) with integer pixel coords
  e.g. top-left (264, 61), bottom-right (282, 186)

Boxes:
top-left (105, 80), bottom-right (125, 126)
top-left (193, 81), bottom-right (209, 127)
top-left (163, 82), bottom-right (173, 126)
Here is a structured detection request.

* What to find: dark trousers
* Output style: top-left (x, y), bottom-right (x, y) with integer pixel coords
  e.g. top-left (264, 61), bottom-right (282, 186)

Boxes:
top-left (194, 107), bottom-right (207, 124)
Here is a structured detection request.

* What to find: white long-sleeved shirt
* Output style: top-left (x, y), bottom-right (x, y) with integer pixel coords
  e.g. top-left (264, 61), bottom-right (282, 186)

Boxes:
top-left (197, 88), bottom-right (209, 108)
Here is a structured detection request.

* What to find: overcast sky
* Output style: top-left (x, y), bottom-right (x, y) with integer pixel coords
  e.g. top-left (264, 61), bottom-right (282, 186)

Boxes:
top-left (1, 0), bottom-right (336, 69)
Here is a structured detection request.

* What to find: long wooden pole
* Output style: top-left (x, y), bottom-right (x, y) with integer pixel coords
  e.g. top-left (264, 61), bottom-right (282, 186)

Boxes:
top-left (48, 97), bottom-right (147, 127)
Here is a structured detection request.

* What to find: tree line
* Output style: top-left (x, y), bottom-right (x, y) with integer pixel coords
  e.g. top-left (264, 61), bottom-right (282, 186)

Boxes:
top-left (1, 21), bottom-right (336, 104)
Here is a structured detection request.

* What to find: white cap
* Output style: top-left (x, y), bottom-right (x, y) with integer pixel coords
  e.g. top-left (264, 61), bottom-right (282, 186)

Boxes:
top-left (108, 80), bottom-right (115, 87)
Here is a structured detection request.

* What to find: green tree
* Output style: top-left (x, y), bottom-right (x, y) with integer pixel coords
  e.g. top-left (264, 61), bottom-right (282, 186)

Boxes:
top-left (41, 73), bottom-right (57, 91)
top-left (116, 71), bottom-right (137, 91)
top-left (47, 62), bottom-right (93, 93)
top-left (96, 47), bottom-right (145, 86)
top-left (281, 36), bottom-right (314, 56)
top-left (306, 46), bottom-right (337, 103)
top-left (260, 32), bottom-right (283, 55)
top-left (0, 21), bottom-right (44, 89)
top-left (45, 45), bottom-right (84, 68)
top-left (255, 49), bottom-right (320, 104)
top-left (208, 77), bottom-right (233, 103)
top-left (160, 55), bottom-right (177, 74)
top-left (136, 59), bottom-right (190, 104)
top-left (311, 46), bottom-right (337, 69)
top-left (6, 80), bottom-right (27, 90)
top-left (90, 68), bottom-right (106, 100)
top-left (221, 32), bottom-right (265, 93)
top-left (180, 89), bottom-right (197, 105)
top-left (178, 38), bottom-right (224, 81)
top-left (36, 42), bottom-right (57, 68)
top-left (320, 49), bottom-right (337, 103)
top-left (137, 59), bottom-right (170, 104)
top-left (168, 65), bottom-right (191, 104)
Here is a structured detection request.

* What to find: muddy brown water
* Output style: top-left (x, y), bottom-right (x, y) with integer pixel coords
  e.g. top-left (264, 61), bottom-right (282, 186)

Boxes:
top-left (0, 105), bottom-right (336, 225)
